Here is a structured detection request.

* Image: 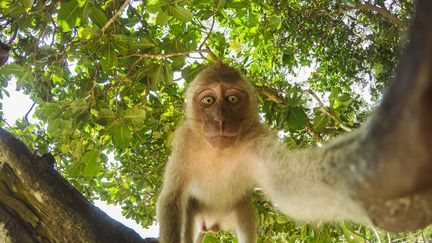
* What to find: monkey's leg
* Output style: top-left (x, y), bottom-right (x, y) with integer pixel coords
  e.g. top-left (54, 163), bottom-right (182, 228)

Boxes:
top-left (233, 197), bottom-right (257, 243)
top-left (157, 191), bottom-right (184, 243)
top-left (183, 198), bottom-right (202, 243)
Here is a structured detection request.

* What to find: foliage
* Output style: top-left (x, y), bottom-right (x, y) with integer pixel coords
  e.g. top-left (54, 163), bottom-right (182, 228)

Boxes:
top-left (0, 0), bottom-right (421, 241)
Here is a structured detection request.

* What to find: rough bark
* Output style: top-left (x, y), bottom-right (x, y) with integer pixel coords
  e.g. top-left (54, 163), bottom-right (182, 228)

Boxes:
top-left (0, 128), bottom-right (157, 243)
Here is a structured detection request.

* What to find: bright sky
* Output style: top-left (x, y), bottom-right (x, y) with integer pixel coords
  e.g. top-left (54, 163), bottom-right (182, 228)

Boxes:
top-left (1, 80), bottom-right (158, 238)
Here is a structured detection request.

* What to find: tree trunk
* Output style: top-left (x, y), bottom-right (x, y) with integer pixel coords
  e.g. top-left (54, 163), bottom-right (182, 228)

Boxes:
top-left (0, 128), bottom-right (156, 243)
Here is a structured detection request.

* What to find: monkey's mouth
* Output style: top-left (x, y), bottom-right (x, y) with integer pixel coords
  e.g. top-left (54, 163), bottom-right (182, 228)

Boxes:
top-left (206, 135), bottom-right (238, 149)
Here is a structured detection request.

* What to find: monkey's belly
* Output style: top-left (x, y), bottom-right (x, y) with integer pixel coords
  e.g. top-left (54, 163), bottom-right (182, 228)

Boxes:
top-left (195, 208), bottom-right (238, 232)
top-left (188, 167), bottom-right (253, 209)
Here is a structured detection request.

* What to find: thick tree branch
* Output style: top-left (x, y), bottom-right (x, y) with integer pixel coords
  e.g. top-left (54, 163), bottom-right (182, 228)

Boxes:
top-left (339, 1), bottom-right (405, 28)
top-left (355, 3), bottom-right (405, 28)
top-left (0, 128), bottom-right (156, 242)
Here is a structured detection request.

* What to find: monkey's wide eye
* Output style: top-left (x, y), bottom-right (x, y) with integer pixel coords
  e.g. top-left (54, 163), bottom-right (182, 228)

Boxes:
top-left (200, 96), bottom-right (216, 105)
top-left (226, 95), bottom-right (240, 104)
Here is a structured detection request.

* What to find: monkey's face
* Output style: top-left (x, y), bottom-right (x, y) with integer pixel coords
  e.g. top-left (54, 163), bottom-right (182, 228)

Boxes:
top-left (193, 83), bottom-right (254, 150)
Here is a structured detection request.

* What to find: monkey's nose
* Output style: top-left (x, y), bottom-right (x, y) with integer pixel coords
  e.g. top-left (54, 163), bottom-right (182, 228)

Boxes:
top-left (213, 119), bottom-right (225, 133)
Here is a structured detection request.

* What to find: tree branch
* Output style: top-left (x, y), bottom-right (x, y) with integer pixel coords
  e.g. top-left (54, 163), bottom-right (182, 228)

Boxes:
top-left (256, 85), bottom-right (352, 132)
top-left (306, 122), bottom-right (324, 144)
top-left (256, 86), bottom-right (286, 104)
top-left (357, 3), bottom-right (405, 28)
top-left (129, 49), bottom-right (212, 59)
top-left (0, 128), bottom-right (156, 242)
top-left (339, 1), bottom-right (405, 28)
top-left (199, 15), bottom-right (216, 50)
top-left (24, 102), bottom-right (36, 126)
top-left (305, 89), bottom-right (352, 132)
top-left (101, 0), bottom-right (131, 33)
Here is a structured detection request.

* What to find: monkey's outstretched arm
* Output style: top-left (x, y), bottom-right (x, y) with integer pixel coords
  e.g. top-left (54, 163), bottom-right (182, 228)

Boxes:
top-left (252, 0), bottom-right (432, 231)
top-left (251, 121), bottom-right (432, 232)
top-left (250, 131), bottom-right (371, 225)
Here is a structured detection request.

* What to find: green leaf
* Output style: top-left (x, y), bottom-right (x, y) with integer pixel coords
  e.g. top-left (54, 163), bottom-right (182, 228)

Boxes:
top-left (36, 102), bottom-right (62, 120)
top-left (98, 108), bottom-right (116, 119)
top-left (163, 64), bottom-right (173, 84)
top-left (339, 93), bottom-right (352, 106)
top-left (182, 64), bottom-right (205, 83)
top-left (313, 112), bottom-right (330, 132)
top-left (47, 118), bottom-right (73, 137)
top-left (82, 150), bottom-right (101, 177)
top-left (89, 7), bottom-right (108, 28)
top-left (203, 233), bottom-right (219, 243)
top-left (112, 34), bottom-right (132, 54)
top-left (147, 0), bottom-right (164, 13)
top-left (18, 0), bottom-right (33, 10)
top-left (287, 107), bottom-right (308, 131)
top-left (214, 0), bottom-right (226, 10)
top-left (156, 10), bottom-right (170, 26)
top-left (342, 0), bottom-right (357, 7)
top-left (69, 160), bottom-right (84, 178)
top-left (78, 26), bottom-right (100, 39)
top-left (169, 5), bottom-right (193, 23)
top-left (57, 0), bottom-right (83, 32)
top-left (0, 64), bottom-right (24, 79)
top-left (71, 139), bottom-right (83, 159)
top-left (69, 98), bottom-right (87, 114)
top-left (340, 222), bottom-right (366, 243)
top-left (131, 37), bottom-right (156, 49)
top-left (16, 69), bottom-right (35, 90)
top-left (100, 41), bottom-right (117, 71)
top-left (150, 64), bottom-right (164, 84)
top-left (112, 124), bottom-right (131, 149)
top-left (124, 107), bottom-right (146, 126)
top-left (267, 15), bottom-right (281, 30)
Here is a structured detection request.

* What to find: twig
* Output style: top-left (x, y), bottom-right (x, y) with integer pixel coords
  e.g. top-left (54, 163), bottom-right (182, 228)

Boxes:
top-left (25, 102), bottom-right (36, 126)
top-left (370, 226), bottom-right (382, 243)
top-left (306, 89), bottom-right (352, 132)
top-left (306, 122), bottom-right (324, 145)
top-left (199, 15), bottom-right (216, 50)
top-left (256, 86), bottom-right (286, 104)
top-left (1, 119), bottom-right (14, 130)
top-left (204, 46), bottom-right (217, 60)
top-left (101, 0), bottom-right (131, 33)
top-left (129, 49), bottom-right (212, 59)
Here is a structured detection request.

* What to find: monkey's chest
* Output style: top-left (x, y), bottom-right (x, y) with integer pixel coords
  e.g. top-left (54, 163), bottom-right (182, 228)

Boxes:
top-left (188, 159), bottom-right (253, 208)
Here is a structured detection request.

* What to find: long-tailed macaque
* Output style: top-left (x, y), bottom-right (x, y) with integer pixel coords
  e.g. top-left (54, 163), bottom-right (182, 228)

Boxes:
top-left (157, 62), bottom-right (261, 242)
top-left (157, 54), bottom-right (432, 241)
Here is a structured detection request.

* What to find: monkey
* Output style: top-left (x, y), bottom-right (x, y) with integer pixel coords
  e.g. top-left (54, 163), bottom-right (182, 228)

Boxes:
top-left (157, 61), bottom-right (261, 243)
top-left (156, 60), bottom-right (432, 242)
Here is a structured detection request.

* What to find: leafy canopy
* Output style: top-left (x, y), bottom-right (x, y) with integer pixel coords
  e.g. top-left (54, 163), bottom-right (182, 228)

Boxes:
top-left (1, 0), bottom-right (426, 241)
